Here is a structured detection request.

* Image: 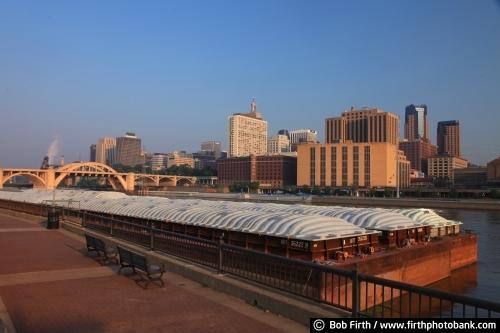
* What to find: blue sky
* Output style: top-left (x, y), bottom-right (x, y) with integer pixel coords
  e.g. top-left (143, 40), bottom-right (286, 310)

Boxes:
top-left (0, 0), bottom-right (499, 167)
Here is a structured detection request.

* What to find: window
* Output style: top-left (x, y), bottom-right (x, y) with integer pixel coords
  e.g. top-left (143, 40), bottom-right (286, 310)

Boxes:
top-left (320, 147), bottom-right (326, 187)
top-left (342, 146), bottom-right (348, 187)
top-left (364, 146), bottom-right (371, 187)
top-left (331, 146), bottom-right (337, 187)
top-left (353, 146), bottom-right (359, 187)
top-left (310, 147), bottom-right (316, 186)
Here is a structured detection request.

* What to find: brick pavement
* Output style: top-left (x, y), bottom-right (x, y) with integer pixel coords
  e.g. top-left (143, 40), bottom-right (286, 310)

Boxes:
top-left (0, 213), bottom-right (306, 333)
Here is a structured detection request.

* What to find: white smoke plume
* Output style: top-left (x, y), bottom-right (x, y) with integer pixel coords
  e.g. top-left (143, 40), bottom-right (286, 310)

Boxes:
top-left (47, 136), bottom-right (62, 166)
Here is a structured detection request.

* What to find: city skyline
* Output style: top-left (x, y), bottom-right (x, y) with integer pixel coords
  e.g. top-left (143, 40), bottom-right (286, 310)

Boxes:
top-left (1, 1), bottom-right (499, 167)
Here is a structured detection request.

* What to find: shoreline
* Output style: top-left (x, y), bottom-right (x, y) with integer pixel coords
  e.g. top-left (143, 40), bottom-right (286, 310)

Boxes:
top-left (148, 191), bottom-right (500, 210)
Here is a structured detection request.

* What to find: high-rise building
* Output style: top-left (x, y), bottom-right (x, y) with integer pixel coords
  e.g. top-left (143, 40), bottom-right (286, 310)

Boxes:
top-left (437, 121), bottom-right (461, 157)
top-left (289, 129), bottom-right (318, 144)
top-left (96, 137), bottom-right (116, 166)
top-left (297, 142), bottom-right (410, 188)
top-left (115, 132), bottom-right (143, 166)
top-left (267, 134), bottom-right (291, 155)
top-left (89, 144), bottom-right (96, 162)
top-left (399, 140), bottom-right (437, 174)
top-left (325, 107), bottom-right (399, 145)
top-left (228, 99), bottom-right (268, 157)
top-left (404, 104), bottom-right (429, 141)
top-left (200, 141), bottom-right (222, 159)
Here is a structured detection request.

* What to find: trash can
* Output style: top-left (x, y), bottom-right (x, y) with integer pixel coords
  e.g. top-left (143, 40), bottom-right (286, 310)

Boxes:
top-left (47, 208), bottom-right (60, 229)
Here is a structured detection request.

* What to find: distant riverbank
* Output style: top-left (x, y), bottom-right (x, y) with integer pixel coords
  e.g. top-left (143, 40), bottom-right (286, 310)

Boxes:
top-left (147, 190), bottom-right (500, 210)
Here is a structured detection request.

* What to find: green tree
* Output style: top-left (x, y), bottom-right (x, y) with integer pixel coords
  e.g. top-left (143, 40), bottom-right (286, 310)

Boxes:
top-left (491, 189), bottom-right (500, 199)
top-left (165, 164), bottom-right (194, 176)
top-left (300, 185), bottom-right (311, 194)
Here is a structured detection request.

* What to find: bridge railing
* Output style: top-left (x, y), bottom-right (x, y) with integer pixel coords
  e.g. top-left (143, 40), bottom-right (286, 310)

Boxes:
top-left (0, 199), bottom-right (499, 318)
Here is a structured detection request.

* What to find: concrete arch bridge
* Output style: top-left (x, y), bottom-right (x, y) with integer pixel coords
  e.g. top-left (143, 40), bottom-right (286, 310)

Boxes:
top-left (0, 162), bottom-right (196, 192)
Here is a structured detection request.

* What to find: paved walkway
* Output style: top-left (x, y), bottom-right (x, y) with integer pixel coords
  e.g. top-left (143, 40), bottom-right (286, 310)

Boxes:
top-left (0, 213), bottom-right (307, 333)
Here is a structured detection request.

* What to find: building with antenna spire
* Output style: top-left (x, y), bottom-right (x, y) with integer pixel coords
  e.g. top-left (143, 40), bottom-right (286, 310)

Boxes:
top-left (228, 99), bottom-right (268, 157)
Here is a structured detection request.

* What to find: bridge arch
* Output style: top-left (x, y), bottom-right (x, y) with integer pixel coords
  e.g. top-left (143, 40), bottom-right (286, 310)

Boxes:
top-left (54, 162), bottom-right (128, 190)
top-left (176, 177), bottom-right (197, 186)
top-left (135, 175), bottom-right (158, 185)
top-left (1, 172), bottom-right (47, 188)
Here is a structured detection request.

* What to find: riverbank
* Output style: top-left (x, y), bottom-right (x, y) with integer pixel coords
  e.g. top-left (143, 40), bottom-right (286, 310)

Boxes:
top-left (147, 190), bottom-right (500, 210)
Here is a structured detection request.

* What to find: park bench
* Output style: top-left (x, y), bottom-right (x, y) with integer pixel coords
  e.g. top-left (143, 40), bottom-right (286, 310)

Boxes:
top-left (117, 246), bottom-right (165, 288)
top-left (85, 233), bottom-right (118, 264)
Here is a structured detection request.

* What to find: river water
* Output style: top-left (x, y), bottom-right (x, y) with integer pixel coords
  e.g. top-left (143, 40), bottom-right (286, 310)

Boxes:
top-left (426, 209), bottom-right (500, 302)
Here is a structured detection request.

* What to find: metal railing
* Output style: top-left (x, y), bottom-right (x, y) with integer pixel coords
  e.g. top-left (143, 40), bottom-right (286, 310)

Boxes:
top-left (79, 210), bottom-right (356, 312)
top-left (221, 243), bottom-right (355, 311)
top-left (0, 199), bottom-right (499, 318)
top-left (357, 273), bottom-right (500, 318)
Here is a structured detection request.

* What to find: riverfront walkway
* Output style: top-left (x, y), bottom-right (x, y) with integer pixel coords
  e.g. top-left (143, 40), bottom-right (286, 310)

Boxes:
top-left (0, 213), bottom-right (306, 333)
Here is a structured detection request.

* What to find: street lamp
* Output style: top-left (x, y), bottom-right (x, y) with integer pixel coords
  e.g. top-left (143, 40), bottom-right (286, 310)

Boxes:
top-left (395, 149), bottom-right (400, 199)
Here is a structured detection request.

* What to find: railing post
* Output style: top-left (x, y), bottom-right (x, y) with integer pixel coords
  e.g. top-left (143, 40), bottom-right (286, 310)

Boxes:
top-left (150, 223), bottom-right (155, 251)
top-left (352, 268), bottom-right (360, 317)
top-left (82, 211), bottom-right (86, 227)
top-left (218, 234), bottom-right (224, 274)
top-left (110, 217), bottom-right (114, 237)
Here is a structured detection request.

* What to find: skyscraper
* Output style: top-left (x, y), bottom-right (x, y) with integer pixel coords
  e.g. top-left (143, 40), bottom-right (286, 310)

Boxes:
top-left (115, 132), bottom-right (143, 166)
top-left (228, 99), bottom-right (268, 157)
top-left (325, 107), bottom-right (399, 145)
top-left (96, 137), bottom-right (116, 166)
top-left (404, 104), bottom-right (429, 141)
top-left (437, 121), bottom-right (461, 157)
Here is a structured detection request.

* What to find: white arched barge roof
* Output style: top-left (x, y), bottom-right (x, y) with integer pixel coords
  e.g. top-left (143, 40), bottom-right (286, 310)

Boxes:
top-left (0, 189), bottom-right (378, 241)
top-left (0, 189), bottom-right (460, 231)
top-left (171, 199), bottom-right (461, 230)
top-left (162, 199), bottom-right (423, 231)
top-left (393, 208), bottom-right (462, 227)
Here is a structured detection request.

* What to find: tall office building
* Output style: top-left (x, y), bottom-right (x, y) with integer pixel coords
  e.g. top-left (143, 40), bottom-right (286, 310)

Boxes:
top-left (228, 99), bottom-right (268, 157)
top-left (325, 107), bottom-right (399, 145)
top-left (289, 129), bottom-right (318, 144)
top-left (95, 137), bottom-right (116, 166)
top-left (89, 144), bottom-right (96, 162)
top-left (437, 121), bottom-right (460, 157)
top-left (268, 134), bottom-right (291, 155)
top-left (115, 132), bottom-right (143, 166)
top-left (404, 104), bottom-right (429, 141)
top-left (200, 141), bottom-right (222, 159)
